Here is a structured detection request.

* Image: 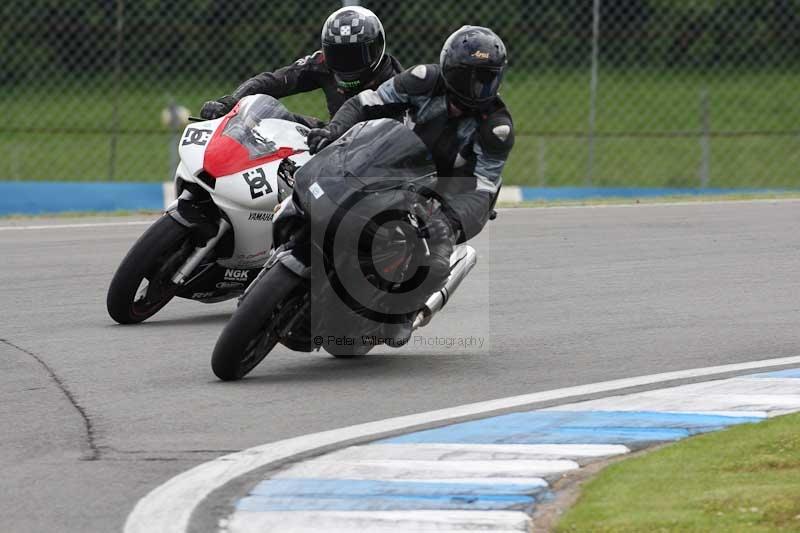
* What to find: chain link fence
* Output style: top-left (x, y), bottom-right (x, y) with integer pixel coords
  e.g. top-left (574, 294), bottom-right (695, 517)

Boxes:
top-left (2, 0), bottom-right (799, 188)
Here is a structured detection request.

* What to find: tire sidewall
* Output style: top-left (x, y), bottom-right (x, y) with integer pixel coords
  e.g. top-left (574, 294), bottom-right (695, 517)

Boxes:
top-left (211, 263), bottom-right (301, 380)
top-left (106, 215), bottom-right (190, 324)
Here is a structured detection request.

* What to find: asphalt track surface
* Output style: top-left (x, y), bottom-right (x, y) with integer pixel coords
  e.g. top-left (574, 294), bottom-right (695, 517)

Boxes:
top-left (1, 201), bottom-right (799, 532)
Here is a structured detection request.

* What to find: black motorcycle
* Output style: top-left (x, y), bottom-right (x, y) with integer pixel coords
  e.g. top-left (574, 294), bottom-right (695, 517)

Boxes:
top-left (210, 119), bottom-right (477, 380)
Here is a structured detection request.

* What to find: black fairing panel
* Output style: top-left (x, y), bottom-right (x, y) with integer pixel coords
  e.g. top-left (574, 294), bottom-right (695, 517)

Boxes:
top-left (294, 119), bottom-right (436, 198)
top-left (288, 119), bottom-right (441, 335)
top-left (293, 119), bottom-right (437, 246)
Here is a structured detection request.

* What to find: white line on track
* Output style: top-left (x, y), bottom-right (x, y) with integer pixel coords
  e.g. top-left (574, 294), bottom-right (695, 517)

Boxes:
top-left (272, 459), bottom-right (580, 480)
top-left (224, 509), bottom-right (532, 533)
top-left (0, 220), bottom-right (153, 231)
top-left (1, 196), bottom-right (798, 232)
top-left (323, 443), bottom-right (631, 461)
top-left (124, 354), bottom-right (800, 533)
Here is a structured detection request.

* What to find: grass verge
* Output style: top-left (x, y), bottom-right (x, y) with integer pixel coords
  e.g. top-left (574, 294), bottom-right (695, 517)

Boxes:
top-left (4, 70), bottom-right (800, 187)
top-left (555, 412), bottom-right (800, 532)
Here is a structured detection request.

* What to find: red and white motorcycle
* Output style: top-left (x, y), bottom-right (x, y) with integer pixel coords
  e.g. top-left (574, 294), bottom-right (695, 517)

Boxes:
top-left (107, 95), bottom-right (313, 324)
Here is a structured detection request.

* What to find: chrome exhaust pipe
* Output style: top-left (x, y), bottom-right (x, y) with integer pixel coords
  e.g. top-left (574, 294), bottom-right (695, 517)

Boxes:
top-left (413, 244), bottom-right (477, 329)
top-left (171, 219), bottom-right (231, 285)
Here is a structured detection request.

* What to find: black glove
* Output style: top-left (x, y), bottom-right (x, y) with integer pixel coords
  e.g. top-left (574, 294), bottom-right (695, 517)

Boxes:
top-left (276, 158), bottom-right (299, 201)
top-left (306, 127), bottom-right (334, 155)
top-left (200, 95), bottom-right (236, 119)
top-left (415, 203), bottom-right (458, 294)
top-left (415, 200), bottom-right (461, 244)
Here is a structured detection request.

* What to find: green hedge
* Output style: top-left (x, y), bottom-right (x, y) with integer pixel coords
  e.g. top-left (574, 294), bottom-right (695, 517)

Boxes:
top-left (2, 0), bottom-right (800, 85)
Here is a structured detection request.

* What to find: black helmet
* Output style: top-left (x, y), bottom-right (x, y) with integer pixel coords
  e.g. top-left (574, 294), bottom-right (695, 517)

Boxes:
top-left (321, 6), bottom-right (386, 91)
top-left (440, 26), bottom-right (507, 109)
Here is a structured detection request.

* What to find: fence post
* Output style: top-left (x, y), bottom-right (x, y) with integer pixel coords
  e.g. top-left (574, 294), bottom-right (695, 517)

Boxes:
top-left (699, 89), bottom-right (711, 188)
top-left (166, 100), bottom-right (180, 181)
top-left (586, 0), bottom-right (601, 186)
top-left (109, 0), bottom-right (124, 181)
top-left (538, 138), bottom-right (547, 186)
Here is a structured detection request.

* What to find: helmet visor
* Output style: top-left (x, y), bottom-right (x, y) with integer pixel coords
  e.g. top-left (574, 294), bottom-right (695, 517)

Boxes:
top-left (444, 65), bottom-right (504, 106)
top-left (324, 41), bottom-right (382, 77)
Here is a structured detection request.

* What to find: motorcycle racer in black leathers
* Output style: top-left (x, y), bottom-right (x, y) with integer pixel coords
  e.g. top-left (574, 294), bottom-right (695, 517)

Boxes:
top-left (307, 26), bottom-right (514, 306)
top-left (200, 6), bottom-right (402, 122)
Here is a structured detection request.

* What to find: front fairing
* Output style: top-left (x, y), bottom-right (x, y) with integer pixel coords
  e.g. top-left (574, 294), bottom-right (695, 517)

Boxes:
top-left (178, 111), bottom-right (311, 206)
top-left (293, 119), bottom-right (437, 240)
top-left (285, 119), bottom-right (439, 335)
top-left (295, 118), bottom-right (436, 197)
top-left (175, 95), bottom-right (314, 269)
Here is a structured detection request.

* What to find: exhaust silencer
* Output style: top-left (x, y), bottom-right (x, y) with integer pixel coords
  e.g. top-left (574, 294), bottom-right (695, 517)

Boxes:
top-left (413, 244), bottom-right (477, 329)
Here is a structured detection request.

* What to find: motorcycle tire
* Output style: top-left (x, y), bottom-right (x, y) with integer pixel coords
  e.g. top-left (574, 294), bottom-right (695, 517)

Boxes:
top-left (106, 215), bottom-right (192, 324)
top-left (211, 263), bottom-right (301, 381)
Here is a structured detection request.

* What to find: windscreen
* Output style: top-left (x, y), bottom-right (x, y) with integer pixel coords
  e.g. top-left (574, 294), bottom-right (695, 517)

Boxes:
top-left (202, 94), bottom-right (308, 178)
top-left (221, 95), bottom-right (297, 159)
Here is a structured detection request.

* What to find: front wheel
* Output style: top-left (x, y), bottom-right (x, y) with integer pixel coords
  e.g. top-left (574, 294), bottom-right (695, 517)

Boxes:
top-left (211, 263), bottom-right (302, 380)
top-left (106, 215), bottom-right (192, 324)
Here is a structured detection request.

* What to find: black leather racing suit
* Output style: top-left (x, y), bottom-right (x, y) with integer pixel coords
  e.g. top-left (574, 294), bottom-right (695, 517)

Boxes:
top-left (323, 64), bottom-right (515, 295)
top-left (227, 51), bottom-right (404, 120)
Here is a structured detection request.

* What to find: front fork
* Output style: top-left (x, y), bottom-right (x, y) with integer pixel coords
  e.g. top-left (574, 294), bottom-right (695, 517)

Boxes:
top-left (171, 219), bottom-right (231, 286)
top-left (167, 188), bottom-right (231, 286)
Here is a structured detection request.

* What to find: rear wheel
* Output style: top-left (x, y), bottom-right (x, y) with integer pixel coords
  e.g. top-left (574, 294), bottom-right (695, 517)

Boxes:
top-left (106, 215), bottom-right (192, 324)
top-left (211, 263), bottom-right (302, 380)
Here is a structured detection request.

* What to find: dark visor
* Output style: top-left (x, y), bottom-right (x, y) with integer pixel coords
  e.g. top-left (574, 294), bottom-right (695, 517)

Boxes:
top-left (324, 42), bottom-right (380, 74)
top-left (445, 66), bottom-right (504, 105)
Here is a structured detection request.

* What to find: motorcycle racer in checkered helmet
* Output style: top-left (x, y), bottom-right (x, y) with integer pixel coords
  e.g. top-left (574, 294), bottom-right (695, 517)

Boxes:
top-left (200, 6), bottom-right (401, 122)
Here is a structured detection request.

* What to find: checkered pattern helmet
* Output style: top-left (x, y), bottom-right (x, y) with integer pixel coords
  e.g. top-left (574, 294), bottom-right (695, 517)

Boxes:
top-left (321, 6), bottom-right (386, 85)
